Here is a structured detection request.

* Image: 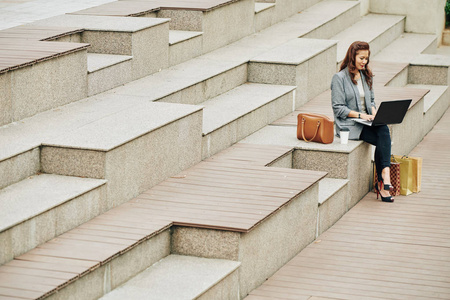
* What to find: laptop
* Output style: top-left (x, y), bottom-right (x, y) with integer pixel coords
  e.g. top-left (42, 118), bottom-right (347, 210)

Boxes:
top-left (353, 99), bottom-right (412, 126)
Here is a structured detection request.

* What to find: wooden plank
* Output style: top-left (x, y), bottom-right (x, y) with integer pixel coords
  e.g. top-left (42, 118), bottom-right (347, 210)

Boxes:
top-left (0, 266), bottom-right (77, 281)
top-left (0, 287), bottom-right (41, 299)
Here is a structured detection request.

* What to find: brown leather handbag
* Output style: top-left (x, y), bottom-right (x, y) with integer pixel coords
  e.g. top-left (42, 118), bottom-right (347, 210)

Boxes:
top-left (297, 113), bottom-right (334, 144)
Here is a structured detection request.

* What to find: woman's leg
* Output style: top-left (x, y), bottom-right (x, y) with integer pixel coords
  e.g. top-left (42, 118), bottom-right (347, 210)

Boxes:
top-left (360, 125), bottom-right (392, 197)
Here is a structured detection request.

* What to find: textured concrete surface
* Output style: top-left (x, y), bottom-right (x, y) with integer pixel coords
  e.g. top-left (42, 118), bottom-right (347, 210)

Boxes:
top-left (0, 148), bottom-right (39, 190)
top-left (373, 33), bottom-right (437, 64)
top-left (239, 184), bottom-right (319, 298)
top-left (249, 39), bottom-right (337, 107)
top-left (201, 0), bottom-right (254, 53)
top-left (0, 174), bottom-right (106, 264)
top-left (0, 50), bottom-right (88, 126)
top-left (332, 14), bottom-right (405, 63)
top-left (254, 3), bottom-right (275, 32)
top-left (42, 107), bottom-right (203, 208)
top-left (169, 31), bottom-right (203, 67)
top-left (172, 227), bottom-right (240, 260)
top-left (318, 178), bottom-right (349, 236)
top-left (88, 54), bottom-right (133, 96)
top-left (202, 88), bottom-right (294, 159)
top-left (390, 97), bottom-right (425, 155)
top-left (409, 54), bottom-right (450, 86)
top-left (101, 255), bottom-right (240, 300)
top-left (370, 0), bottom-right (445, 44)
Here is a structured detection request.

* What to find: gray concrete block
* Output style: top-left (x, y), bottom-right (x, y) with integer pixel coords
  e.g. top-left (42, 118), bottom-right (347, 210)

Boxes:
top-left (254, 3), bottom-right (275, 32)
top-left (0, 147), bottom-right (40, 190)
top-left (0, 72), bottom-right (12, 126)
top-left (370, 0), bottom-right (445, 44)
top-left (239, 184), bottom-right (319, 298)
top-left (373, 33), bottom-right (438, 64)
top-left (332, 14), bottom-right (405, 64)
top-left (169, 31), bottom-right (203, 67)
top-left (101, 254), bottom-right (240, 300)
top-left (317, 178), bottom-right (349, 236)
top-left (409, 54), bottom-right (450, 86)
top-left (201, 0), bottom-right (254, 53)
top-left (300, 1), bottom-right (360, 40)
top-left (172, 227), bottom-right (240, 260)
top-left (3, 50), bottom-right (88, 124)
top-left (87, 54), bottom-right (133, 96)
top-left (249, 39), bottom-right (337, 107)
top-left (240, 125), bottom-right (372, 208)
top-left (157, 10), bottom-right (203, 31)
top-left (0, 174), bottom-right (106, 265)
top-left (41, 102), bottom-right (203, 208)
top-left (201, 84), bottom-right (295, 158)
top-left (267, 151), bottom-right (293, 168)
top-left (390, 98), bottom-right (425, 155)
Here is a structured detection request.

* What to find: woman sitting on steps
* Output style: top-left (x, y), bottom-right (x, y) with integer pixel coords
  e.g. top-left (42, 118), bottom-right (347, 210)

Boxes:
top-left (331, 41), bottom-right (394, 202)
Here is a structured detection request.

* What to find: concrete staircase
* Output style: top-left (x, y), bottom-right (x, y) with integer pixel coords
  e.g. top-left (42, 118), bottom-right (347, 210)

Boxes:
top-left (0, 0), bottom-right (449, 299)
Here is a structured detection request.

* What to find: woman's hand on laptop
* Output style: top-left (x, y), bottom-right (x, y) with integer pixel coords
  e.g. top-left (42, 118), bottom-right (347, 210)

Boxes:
top-left (361, 113), bottom-right (374, 121)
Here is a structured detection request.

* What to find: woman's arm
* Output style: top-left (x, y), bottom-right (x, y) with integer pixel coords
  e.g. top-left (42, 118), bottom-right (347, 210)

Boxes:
top-left (331, 73), bottom-right (373, 121)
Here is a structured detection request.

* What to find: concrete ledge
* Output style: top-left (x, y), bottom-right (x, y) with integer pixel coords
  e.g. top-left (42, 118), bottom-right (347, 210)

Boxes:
top-left (240, 125), bottom-right (372, 208)
top-left (87, 53), bottom-right (133, 96)
top-left (172, 184), bottom-right (320, 298)
top-left (249, 38), bottom-right (337, 107)
top-left (0, 174), bottom-right (106, 265)
top-left (369, 0), bottom-right (446, 45)
top-left (0, 148), bottom-right (39, 190)
top-left (100, 255), bottom-right (240, 300)
top-left (254, 3), bottom-right (275, 32)
top-left (201, 83), bottom-right (295, 158)
top-left (318, 178), bottom-right (349, 237)
top-left (41, 102), bottom-right (203, 209)
top-left (409, 54), bottom-right (450, 86)
top-left (373, 33), bottom-right (438, 64)
top-left (332, 14), bottom-right (405, 64)
top-left (169, 30), bottom-right (203, 67)
top-left (29, 14), bottom-right (170, 80)
top-left (0, 48), bottom-right (88, 126)
top-left (407, 84), bottom-right (450, 136)
top-left (114, 59), bottom-right (247, 105)
top-left (158, 0), bottom-right (254, 53)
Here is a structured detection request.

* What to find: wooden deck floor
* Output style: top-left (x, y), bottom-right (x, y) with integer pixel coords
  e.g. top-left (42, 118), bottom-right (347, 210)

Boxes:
top-left (0, 144), bottom-right (325, 299)
top-left (246, 109), bottom-right (450, 299)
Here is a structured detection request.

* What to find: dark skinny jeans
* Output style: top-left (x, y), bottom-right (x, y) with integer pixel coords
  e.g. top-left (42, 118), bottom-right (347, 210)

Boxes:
top-left (359, 124), bottom-right (391, 182)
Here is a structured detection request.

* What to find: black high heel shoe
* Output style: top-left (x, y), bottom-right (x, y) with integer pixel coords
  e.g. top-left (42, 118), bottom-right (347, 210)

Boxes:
top-left (375, 181), bottom-right (394, 203)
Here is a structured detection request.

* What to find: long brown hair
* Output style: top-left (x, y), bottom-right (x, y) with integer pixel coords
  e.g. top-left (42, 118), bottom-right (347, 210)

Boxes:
top-left (340, 41), bottom-right (373, 89)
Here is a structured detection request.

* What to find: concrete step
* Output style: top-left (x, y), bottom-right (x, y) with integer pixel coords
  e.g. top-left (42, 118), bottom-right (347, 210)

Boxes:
top-left (87, 53), bottom-right (133, 96)
top-left (409, 54), bottom-right (450, 86)
top-left (156, 0), bottom-right (254, 53)
top-left (100, 255), bottom-right (240, 300)
top-left (373, 33), bottom-right (437, 64)
top-left (332, 13), bottom-right (405, 64)
top-left (0, 174), bottom-right (106, 265)
top-left (201, 83), bottom-right (295, 158)
top-left (112, 57), bottom-right (248, 105)
top-left (240, 125), bottom-right (372, 209)
top-left (407, 84), bottom-right (450, 135)
top-left (201, 0), bottom-right (359, 64)
top-left (254, 2), bottom-right (275, 32)
top-left (249, 38), bottom-right (337, 108)
top-left (317, 178), bottom-right (349, 237)
top-left (169, 30), bottom-right (203, 67)
top-left (29, 14), bottom-right (170, 81)
top-left (41, 101), bottom-right (203, 209)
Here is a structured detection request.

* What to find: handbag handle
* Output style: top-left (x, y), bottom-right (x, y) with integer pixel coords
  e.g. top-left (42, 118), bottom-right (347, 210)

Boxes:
top-left (301, 118), bottom-right (320, 142)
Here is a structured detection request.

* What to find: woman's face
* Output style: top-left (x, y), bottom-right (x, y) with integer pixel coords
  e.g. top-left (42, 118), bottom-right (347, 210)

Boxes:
top-left (355, 50), bottom-right (369, 71)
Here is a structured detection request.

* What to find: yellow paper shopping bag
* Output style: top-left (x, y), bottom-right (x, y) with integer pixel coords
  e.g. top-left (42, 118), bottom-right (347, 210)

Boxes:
top-left (409, 156), bottom-right (422, 193)
top-left (392, 155), bottom-right (413, 196)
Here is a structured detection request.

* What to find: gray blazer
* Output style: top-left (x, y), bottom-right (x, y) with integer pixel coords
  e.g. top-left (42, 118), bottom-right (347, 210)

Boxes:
top-left (331, 67), bottom-right (376, 140)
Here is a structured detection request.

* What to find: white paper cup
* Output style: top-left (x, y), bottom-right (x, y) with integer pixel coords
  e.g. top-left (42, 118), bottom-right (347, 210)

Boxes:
top-left (340, 131), bottom-right (349, 144)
